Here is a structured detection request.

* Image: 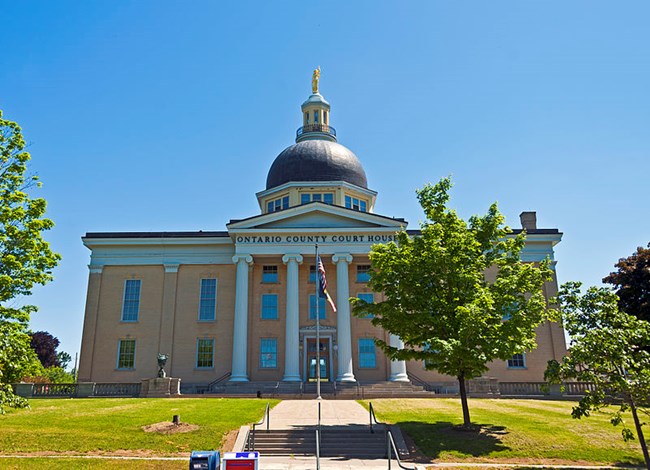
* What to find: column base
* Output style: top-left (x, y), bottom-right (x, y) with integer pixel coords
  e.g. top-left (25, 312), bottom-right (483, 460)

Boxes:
top-left (389, 372), bottom-right (410, 382)
top-left (228, 375), bottom-right (249, 382)
top-left (336, 373), bottom-right (357, 382)
top-left (282, 375), bottom-right (301, 382)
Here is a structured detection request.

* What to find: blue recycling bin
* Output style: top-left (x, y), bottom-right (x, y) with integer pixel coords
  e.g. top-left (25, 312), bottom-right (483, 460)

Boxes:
top-left (189, 450), bottom-right (220, 470)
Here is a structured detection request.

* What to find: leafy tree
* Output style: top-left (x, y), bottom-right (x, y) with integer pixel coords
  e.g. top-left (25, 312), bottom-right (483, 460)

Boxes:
top-left (603, 243), bottom-right (650, 322)
top-left (353, 177), bottom-right (553, 426)
top-left (30, 331), bottom-right (61, 368)
top-left (0, 110), bottom-right (60, 413)
top-left (545, 282), bottom-right (650, 469)
top-left (57, 351), bottom-right (72, 370)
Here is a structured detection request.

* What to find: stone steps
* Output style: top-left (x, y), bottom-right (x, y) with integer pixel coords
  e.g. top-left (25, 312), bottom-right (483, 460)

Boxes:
top-left (248, 428), bottom-right (388, 458)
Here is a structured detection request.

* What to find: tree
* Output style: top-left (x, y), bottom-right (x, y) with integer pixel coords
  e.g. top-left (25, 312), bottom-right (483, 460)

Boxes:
top-left (603, 243), bottom-right (650, 322)
top-left (545, 282), bottom-right (650, 469)
top-left (353, 177), bottom-right (553, 426)
top-left (30, 331), bottom-right (61, 368)
top-left (0, 110), bottom-right (60, 413)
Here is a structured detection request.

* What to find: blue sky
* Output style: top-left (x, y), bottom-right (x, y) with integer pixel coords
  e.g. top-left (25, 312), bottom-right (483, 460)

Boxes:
top-left (2, 1), bottom-right (649, 358)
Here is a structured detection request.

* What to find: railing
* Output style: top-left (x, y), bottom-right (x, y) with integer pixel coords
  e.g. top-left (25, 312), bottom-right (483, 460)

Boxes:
top-left (407, 372), bottom-right (435, 392)
top-left (499, 382), bottom-right (547, 396)
top-left (247, 402), bottom-right (270, 451)
top-left (296, 124), bottom-right (336, 138)
top-left (315, 428), bottom-right (321, 470)
top-left (564, 382), bottom-right (598, 395)
top-left (369, 402), bottom-right (381, 434)
top-left (207, 371), bottom-right (231, 392)
top-left (387, 429), bottom-right (416, 470)
top-left (93, 382), bottom-right (140, 397)
top-left (32, 383), bottom-right (78, 397)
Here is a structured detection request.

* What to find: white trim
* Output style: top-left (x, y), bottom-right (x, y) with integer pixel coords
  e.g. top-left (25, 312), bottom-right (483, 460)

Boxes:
top-left (256, 180), bottom-right (378, 201)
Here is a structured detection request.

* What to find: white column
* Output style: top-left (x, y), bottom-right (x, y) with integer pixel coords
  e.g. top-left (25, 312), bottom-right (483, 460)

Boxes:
top-left (333, 253), bottom-right (356, 382)
top-left (230, 254), bottom-right (253, 382)
top-left (388, 334), bottom-right (410, 382)
top-left (282, 253), bottom-right (303, 381)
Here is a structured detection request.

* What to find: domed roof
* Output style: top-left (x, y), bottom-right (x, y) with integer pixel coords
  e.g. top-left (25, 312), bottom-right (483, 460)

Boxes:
top-left (266, 140), bottom-right (368, 190)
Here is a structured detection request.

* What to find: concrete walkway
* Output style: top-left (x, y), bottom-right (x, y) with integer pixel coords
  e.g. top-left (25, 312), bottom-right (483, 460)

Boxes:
top-left (252, 399), bottom-right (425, 469)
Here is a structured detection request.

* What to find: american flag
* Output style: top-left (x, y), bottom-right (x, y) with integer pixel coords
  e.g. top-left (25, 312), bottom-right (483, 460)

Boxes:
top-left (317, 255), bottom-right (337, 312)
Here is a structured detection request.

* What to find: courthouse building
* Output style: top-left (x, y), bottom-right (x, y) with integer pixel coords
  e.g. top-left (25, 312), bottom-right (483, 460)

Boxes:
top-left (78, 74), bottom-right (567, 389)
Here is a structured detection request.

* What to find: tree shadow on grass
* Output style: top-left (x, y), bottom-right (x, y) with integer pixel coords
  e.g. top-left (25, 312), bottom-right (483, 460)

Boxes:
top-left (397, 421), bottom-right (510, 459)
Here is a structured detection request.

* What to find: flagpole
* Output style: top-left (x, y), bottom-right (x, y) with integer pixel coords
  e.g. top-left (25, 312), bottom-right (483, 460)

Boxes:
top-left (315, 243), bottom-right (322, 400)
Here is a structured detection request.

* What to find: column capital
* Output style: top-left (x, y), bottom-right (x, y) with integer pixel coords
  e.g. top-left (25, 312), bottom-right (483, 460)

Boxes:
top-left (332, 253), bottom-right (353, 265)
top-left (282, 253), bottom-right (304, 265)
top-left (232, 254), bottom-right (253, 265)
top-left (88, 264), bottom-right (103, 274)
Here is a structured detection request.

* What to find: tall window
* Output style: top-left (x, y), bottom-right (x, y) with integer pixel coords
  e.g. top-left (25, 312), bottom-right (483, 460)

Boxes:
top-left (357, 293), bottom-right (374, 318)
top-left (196, 338), bottom-right (214, 368)
top-left (199, 279), bottom-right (217, 321)
top-left (359, 338), bottom-right (376, 368)
top-left (261, 294), bottom-right (278, 319)
top-left (507, 353), bottom-right (526, 368)
top-left (356, 265), bottom-right (371, 283)
top-left (309, 265), bottom-right (317, 283)
top-left (117, 339), bottom-right (136, 369)
top-left (121, 279), bottom-right (141, 322)
top-left (260, 338), bottom-right (277, 368)
top-left (309, 295), bottom-right (326, 320)
top-left (313, 110), bottom-right (318, 123)
top-left (262, 266), bottom-right (278, 283)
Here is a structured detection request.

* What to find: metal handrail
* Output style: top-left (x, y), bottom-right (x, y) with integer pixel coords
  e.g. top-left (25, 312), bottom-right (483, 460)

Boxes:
top-left (315, 428), bottom-right (321, 470)
top-left (317, 401), bottom-right (322, 447)
top-left (369, 402), bottom-right (382, 434)
top-left (247, 402), bottom-right (270, 451)
top-left (387, 429), bottom-right (416, 470)
top-left (407, 372), bottom-right (434, 392)
top-left (207, 371), bottom-right (231, 391)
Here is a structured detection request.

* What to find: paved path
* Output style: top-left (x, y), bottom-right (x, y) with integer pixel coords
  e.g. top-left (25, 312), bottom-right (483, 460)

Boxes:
top-left (267, 399), bottom-right (371, 429)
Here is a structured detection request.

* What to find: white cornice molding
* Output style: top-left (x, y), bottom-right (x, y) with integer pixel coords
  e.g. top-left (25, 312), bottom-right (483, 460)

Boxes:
top-left (332, 253), bottom-right (353, 265)
top-left (282, 253), bottom-right (304, 265)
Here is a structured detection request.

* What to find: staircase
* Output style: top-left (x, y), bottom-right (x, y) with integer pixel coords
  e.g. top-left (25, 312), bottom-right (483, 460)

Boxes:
top-left (248, 426), bottom-right (388, 458)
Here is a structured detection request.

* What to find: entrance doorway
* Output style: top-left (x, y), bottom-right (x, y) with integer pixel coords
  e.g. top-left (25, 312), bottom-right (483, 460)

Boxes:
top-left (305, 337), bottom-right (331, 382)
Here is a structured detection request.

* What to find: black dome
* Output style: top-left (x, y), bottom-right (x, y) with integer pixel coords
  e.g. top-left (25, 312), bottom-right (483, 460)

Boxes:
top-left (266, 140), bottom-right (367, 190)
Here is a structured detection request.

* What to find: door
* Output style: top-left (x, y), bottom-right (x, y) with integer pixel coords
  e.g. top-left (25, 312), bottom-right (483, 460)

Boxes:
top-left (306, 338), bottom-right (329, 381)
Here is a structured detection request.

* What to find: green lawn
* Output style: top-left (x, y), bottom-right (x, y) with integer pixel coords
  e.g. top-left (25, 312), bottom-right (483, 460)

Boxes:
top-left (0, 398), bottom-right (277, 456)
top-left (0, 457), bottom-right (186, 469)
top-left (361, 398), bottom-right (645, 466)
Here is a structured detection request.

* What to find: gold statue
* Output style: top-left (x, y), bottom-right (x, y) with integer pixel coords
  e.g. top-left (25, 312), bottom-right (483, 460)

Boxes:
top-left (312, 66), bottom-right (321, 94)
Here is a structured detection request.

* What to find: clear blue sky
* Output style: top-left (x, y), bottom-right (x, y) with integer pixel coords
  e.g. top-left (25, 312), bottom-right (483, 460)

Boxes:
top-left (2, 1), bottom-right (649, 359)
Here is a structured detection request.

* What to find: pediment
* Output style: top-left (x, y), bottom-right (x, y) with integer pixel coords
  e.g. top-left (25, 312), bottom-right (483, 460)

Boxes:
top-left (227, 203), bottom-right (406, 231)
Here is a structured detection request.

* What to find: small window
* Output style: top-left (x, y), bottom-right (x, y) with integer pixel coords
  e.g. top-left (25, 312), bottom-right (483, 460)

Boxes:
top-left (196, 338), bottom-right (214, 368)
top-left (274, 199), bottom-right (282, 211)
top-left (267, 201), bottom-right (273, 213)
top-left (312, 193), bottom-right (322, 202)
top-left (360, 200), bottom-right (367, 212)
top-left (122, 280), bottom-right (141, 322)
top-left (323, 193), bottom-right (333, 205)
top-left (357, 293), bottom-right (374, 318)
top-left (117, 339), bottom-right (136, 369)
top-left (309, 265), bottom-right (316, 283)
top-left (261, 294), bottom-right (278, 319)
top-left (353, 198), bottom-right (360, 211)
top-left (357, 265), bottom-right (371, 283)
top-left (314, 110), bottom-right (318, 123)
top-left (262, 266), bottom-right (278, 283)
top-left (199, 279), bottom-right (217, 321)
top-left (282, 196), bottom-right (289, 209)
top-left (507, 353), bottom-right (526, 369)
top-left (268, 195), bottom-right (289, 213)
top-left (359, 338), bottom-right (376, 368)
top-left (309, 294), bottom-right (326, 320)
top-left (345, 196), bottom-right (352, 209)
top-left (301, 194), bottom-right (310, 205)
top-left (305, 112), bottom-right (309, 123)
top-left (260, 338), bottom-right (277, 368)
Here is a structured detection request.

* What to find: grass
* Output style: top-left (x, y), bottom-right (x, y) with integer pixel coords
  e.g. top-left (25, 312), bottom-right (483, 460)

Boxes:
top-left (361, 398), bottom-right (645, 466)
top-left (0, 457), bottom-right (186, 469)
top-left (0, 398), bottom-right (277, 456)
